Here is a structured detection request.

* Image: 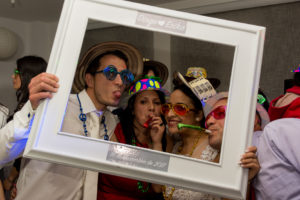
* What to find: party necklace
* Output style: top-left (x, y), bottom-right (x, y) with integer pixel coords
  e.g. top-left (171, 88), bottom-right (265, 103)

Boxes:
top-left (177, 134), bottom-right (201, 156)
top-left (131, 135), bottom-right (150, 193)
top-left (77, 94), bottom-right (109, 140)
top-left (162, 132), bottom-right (202, 200)
top-left (162, 185), bottom-right (175, 200)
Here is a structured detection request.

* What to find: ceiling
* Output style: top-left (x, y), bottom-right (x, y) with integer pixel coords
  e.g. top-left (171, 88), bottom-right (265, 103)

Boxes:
top-left (0, 0), bottom-right (177, 22)
top-left (0, 0), bottom-right (299, 22)
top-left (0, 0), bottom-right (64, 22)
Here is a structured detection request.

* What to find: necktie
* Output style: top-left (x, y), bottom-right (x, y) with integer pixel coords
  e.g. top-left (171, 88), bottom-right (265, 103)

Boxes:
top-left (82, 111), bottom-right (101, 200)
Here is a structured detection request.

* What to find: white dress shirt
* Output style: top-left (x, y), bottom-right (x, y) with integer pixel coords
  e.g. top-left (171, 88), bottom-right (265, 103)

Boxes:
top-left (16, 90), bottom-right (118, 200)
top-left (0, 104), bottom-right (8, 128)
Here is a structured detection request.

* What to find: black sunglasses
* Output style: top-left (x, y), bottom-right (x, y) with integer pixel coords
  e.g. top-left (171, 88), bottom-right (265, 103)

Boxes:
top-left (94, 65), bottom-right (134, 85)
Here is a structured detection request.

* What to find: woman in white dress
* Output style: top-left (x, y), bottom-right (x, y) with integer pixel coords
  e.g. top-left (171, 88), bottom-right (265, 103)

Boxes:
top-left (161, 77), bottom-right (220, 200)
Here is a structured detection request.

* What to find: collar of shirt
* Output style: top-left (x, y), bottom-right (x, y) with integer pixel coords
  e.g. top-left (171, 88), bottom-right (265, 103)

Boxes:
top-left (78, 90), bottom-right (104, 116)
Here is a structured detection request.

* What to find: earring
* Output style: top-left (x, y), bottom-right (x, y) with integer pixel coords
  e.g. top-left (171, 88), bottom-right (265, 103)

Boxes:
top-left (196, 117), bottom-right (201, 122)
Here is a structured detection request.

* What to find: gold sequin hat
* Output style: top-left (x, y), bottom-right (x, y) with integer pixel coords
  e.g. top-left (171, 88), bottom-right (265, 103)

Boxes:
top-left (185, 67), bottom-right (220, 89)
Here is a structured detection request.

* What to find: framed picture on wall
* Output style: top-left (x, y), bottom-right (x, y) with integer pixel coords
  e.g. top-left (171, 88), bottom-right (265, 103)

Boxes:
top-left (23, 0), bottom-right (265, 199)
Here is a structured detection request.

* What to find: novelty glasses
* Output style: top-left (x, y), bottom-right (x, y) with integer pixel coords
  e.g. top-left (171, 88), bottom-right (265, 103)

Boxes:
top-left (94, 65), bottom-right (134, 85)
top-left (161, 103), bottom-right (195, 116)
top-left (205, 105), bottom-right (226, 128)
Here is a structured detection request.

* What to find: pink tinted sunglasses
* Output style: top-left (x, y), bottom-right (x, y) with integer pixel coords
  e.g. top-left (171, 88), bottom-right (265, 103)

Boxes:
top-left (205, 105), bottom-right (227, 128)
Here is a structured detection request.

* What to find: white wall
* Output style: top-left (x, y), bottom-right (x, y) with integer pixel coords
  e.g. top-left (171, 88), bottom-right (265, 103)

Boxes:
top-left (0, 17), bottom-right (58, 113)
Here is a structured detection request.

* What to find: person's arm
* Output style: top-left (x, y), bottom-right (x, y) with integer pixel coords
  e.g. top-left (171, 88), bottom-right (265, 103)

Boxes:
top-left (0, 73), bottom-right (59, 168)
top-left (0, 101), bottom-right (35, 167)
top-left (148, 116), bottom-right (165, 193)
top-left (149, 115), bottom-right (165, 151)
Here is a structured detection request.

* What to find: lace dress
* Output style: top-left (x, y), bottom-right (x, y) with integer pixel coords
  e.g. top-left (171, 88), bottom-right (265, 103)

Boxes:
top-left (164, 142), bottom-right (220, 200)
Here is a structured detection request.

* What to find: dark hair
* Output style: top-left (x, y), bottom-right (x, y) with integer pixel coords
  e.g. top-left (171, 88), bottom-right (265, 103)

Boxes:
top-left (143, 65), bottom-right (159, 77)
top-left (294, 72), bottom-right (300, 86)
top-left (84, 50), bottom-right (129, 89)
top-left (173, 83), bottom-right (205, 127)
top-left (119, 90), bottom-right (167, 151)
top-left (85, 50), bottom-right (128, 75)
top-left (8, 56), bottom-right (47, 121)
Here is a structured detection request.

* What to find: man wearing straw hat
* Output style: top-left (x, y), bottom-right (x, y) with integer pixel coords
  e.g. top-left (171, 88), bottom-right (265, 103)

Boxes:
top-left (11, 41), bottom-right (143, 200)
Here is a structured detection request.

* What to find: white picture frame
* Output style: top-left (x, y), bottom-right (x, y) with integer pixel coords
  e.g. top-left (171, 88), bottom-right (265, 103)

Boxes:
top-left (23, 0), bottom-right (265, 199)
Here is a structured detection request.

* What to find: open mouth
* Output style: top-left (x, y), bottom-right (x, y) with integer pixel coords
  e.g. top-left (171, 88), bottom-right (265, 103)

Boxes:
top-left (113, 91), bottom-right (121, 99)
top-left (167, 120), bottom-right (180, 127)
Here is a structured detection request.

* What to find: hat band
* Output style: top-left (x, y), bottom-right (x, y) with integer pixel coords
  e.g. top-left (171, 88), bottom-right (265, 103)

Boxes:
top-left (129, 78), bottom-right (161, 95)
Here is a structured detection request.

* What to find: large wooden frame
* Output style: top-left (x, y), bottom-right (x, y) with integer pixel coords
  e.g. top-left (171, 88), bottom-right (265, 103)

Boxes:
top-left (23, 0), bottom-right (265, 199)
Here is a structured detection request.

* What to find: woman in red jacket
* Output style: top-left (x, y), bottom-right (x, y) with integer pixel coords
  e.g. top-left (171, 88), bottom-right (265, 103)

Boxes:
top-left (98, 77), bottom-right (168, 200)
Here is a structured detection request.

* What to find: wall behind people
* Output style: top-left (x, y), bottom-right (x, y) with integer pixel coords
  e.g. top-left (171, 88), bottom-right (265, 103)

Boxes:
top-left (0, 17), bottom-right (57, 112)
top-left (171, 37), bottom-right (234, 93)
top-left (82, 2), bottom-right (299, 101)
top-left (171, 1), bottom-right (300, 100)
top-left (1, 1), bottom-right (299, 111)
top-left (211, 1), bottom-right (300, 99)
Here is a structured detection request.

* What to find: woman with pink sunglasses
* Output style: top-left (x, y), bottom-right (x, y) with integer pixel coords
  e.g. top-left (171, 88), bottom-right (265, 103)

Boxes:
top-left (161, 77), bottom-right (221, 200)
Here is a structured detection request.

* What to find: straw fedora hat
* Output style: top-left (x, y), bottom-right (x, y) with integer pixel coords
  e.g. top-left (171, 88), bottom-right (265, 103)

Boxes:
top-left (72, 41), bottom-right (143, 93)
top-left (143, 60), bottom-right (169, 87)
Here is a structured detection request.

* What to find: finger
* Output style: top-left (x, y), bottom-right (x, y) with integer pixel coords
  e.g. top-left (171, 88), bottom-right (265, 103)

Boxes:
top-left (148, 113), bottom-right (155, 119)
top-left (39, 72), bottom-right (59, 82)
top-left (29, 81), bottom-right (59, 96)
top-left (150, 123), bottom-right (164, 130)
top-left (150, 122), bottom-right (162, 129)
top-left (29, 92), bottom-right (53, 110)
top-left (29, 72), bottom-right (58, 86)
top-left (29, 73), bottom-right (59, 91)
top-left (245, 146), bottom-right (257, 153)
top-left (240, 157), bottom-right (257, 165)
top-left (29, 92), bottom-right (53, 101)
top-left (240, 157), bottom-right (258, 165)
top-left (241, 151), bottom-right (257, 159)
top-left (240, 162), bottom-right (259, 169)
top-left (149, 118), bottom-right (162, 126)
top-left (150, 116), bottom-right (160, 121)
